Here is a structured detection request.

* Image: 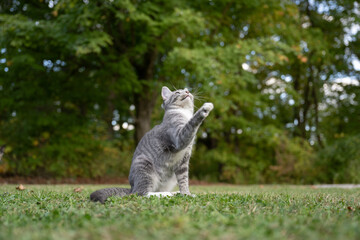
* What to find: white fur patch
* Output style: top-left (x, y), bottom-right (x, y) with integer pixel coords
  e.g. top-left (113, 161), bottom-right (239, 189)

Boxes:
top-left (146, 191), bottom-right (180, 197)
top-left (172, 148), bottom-right (187, 163)
top-left (157, 173), bottom-right (177, 192)
top-left (150, 173), bottom-right (160, 192)
top-left (151, 173), bottom-right (177, 192)
top-left (168, 109), bottom-right (193, 121)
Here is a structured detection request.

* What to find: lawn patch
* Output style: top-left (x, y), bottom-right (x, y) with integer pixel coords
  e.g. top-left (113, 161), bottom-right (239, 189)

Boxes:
top-left (0, 185), bottom-right (359, 240)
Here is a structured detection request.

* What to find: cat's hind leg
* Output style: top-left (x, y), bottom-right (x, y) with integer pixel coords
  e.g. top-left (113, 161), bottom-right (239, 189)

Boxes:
top-left (130, 156), bottom-right (158, 196)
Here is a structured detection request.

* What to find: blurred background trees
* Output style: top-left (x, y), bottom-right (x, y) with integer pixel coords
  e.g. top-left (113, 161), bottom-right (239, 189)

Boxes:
top-left (0, 0), bottom-right (359, 183)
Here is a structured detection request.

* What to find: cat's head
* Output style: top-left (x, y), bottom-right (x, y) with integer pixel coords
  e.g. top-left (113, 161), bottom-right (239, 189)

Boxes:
top-left (161, 86), bottom-right (194, 110)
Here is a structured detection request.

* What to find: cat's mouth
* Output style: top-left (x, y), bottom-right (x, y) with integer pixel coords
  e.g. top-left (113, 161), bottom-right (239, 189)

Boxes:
top-left (181, 95), bottom-right (190, 101)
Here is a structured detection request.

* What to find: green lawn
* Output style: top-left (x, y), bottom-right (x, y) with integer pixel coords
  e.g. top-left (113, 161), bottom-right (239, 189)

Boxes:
top-left (0, 184), bottom-right (359, 240)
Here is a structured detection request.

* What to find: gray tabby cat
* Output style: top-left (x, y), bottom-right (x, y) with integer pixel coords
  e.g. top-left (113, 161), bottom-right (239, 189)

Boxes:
top-left (90, 86), bottom-right (213, 203)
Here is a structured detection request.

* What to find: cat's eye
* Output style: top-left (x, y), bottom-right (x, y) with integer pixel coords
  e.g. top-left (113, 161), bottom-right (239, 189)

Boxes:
top-left (175, 92), bottom-right (180, 94)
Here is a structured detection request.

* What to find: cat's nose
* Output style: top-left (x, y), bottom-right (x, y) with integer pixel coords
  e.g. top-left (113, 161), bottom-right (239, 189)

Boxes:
top-left (185, 89), bottom-right (189, 94)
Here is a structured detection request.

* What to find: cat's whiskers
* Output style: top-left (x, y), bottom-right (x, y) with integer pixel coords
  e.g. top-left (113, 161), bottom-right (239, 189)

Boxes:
top-left (169, 82), bottom-right (178, 91)
top-left (192, 92), bottom-right (208, 102)
top-left (190, 89), bottom-right (208, 111)
top-left (190, 88), bottom-right (206, 100)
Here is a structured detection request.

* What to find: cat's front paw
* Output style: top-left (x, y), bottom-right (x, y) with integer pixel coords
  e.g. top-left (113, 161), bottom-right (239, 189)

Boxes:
top-left (180, 192), bottom-right (196, 197)
top-left (201, 102), bottom-right (214, 117)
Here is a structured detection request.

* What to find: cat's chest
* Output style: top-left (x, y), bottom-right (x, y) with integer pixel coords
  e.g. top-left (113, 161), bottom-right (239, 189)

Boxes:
top-left (178, 109), bottom-right (193, 121)
top-left (167, 109), bottom-right (193, 121)
top-left (171, 149), bottom-right (187, 162)
top-left (166, 148), bottom-right (190, 167)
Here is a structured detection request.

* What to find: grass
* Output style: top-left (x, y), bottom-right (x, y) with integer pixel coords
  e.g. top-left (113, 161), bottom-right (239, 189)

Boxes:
top-left (0, 184), bottom-right (359, 240)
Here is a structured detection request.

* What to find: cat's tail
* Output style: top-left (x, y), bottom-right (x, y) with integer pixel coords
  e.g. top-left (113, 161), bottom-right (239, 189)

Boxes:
top-left (90, 187), bottom-right (131, 204)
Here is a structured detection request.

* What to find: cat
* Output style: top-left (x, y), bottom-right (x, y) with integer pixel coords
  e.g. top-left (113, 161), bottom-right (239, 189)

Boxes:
top-left (0, 145), bottom-right (5, 162)
top-left (90, 86), bottom-right (214, 203)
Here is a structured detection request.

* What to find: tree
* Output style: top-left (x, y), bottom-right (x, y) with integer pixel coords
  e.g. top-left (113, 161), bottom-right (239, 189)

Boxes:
top-left (0, 0), bottom-right (359, 183)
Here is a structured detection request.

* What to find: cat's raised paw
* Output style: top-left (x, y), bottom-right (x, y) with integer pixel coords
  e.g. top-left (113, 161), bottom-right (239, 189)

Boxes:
top-left (203, 102), bottom-right (214, 111)
top-left (201, 102), bottom-right (214, 117)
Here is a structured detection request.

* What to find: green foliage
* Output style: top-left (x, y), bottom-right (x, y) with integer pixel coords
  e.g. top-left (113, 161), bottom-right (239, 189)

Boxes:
top-left (315, 135), bottom-right (360, 183)
top-left (0, 0), bottom-right (359, 182)
top-left (0, 185), bottom-right (360, 240)
top-left (192, 129), bottom-right (314, 184)
top-left (3, 121), bottom-right (131, 178)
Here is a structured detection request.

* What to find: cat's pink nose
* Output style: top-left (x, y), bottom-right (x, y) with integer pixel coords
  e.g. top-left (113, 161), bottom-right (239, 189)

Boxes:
top-left (185, 90), bottom-right (189, 94)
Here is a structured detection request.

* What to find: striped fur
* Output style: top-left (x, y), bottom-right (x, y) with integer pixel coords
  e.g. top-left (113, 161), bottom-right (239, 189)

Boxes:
top-left (90, 87), bottom-right (213, 203)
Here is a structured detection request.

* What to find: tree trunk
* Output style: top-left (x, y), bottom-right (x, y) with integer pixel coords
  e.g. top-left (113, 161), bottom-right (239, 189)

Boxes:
top-left (311, 66), bottom-right (324, 148)
top-left (299, 51), bottom-right (315, 139)
top-left (134, 90), bottom-right (158, 143)
top-left (133, 47), bottom-right (159, 143)
top-left (293, 65), bottom-right (302, 137)
top-left (300, 76), bottom-right (311, 139)
top-left (104, 77), bottom-right (116, 139)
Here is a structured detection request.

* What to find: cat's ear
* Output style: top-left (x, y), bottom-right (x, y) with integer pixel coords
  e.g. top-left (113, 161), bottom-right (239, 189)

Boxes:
top-left (161, 86), bottom-right (172, 101)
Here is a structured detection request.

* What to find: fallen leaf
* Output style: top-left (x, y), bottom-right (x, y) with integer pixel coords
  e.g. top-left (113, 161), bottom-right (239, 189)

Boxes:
top-left (74, 187), bottom-right (84, 193)
top-left (16, 184), bottom-right (26, 191)
top-left (347, 206), bottom-right (355, 211)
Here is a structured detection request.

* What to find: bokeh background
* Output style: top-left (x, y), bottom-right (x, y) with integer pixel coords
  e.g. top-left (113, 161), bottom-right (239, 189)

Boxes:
top-left (0, 0), bottom-right (359, 184)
